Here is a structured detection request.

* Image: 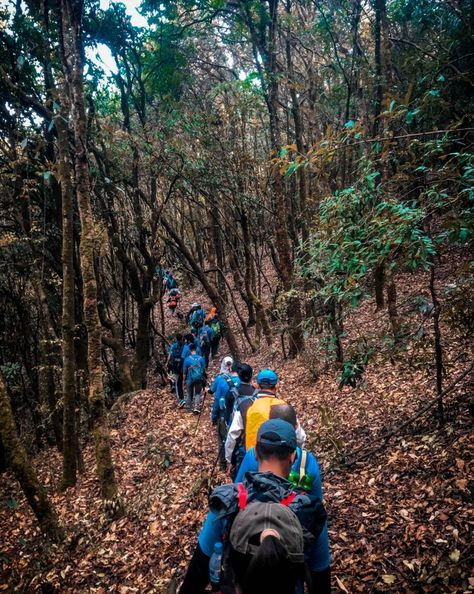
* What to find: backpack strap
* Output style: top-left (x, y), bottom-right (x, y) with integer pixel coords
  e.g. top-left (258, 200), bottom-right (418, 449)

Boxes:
top-left (280, 492), bottom-right (297, 507)
top-left (237, 483), bottom-right (248, 510)
top-left (299, 449), bottom-right (307, 483)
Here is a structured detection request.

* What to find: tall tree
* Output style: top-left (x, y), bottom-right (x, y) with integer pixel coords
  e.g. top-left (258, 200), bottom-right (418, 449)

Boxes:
top-left (59, 0), bottom-right (119, 505)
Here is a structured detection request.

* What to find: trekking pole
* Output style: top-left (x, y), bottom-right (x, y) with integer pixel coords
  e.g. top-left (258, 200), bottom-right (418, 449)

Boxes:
top-left (207, 441), bottom-right (226, 496)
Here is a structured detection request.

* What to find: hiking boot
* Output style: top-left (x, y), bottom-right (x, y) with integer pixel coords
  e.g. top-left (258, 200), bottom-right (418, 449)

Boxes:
top-left (178, 400), bottom-right (186, 409)
top-left (193, 408), bottom-right (200, 415)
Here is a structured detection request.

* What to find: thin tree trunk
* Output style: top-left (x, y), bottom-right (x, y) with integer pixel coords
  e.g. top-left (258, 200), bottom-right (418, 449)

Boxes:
top-left (386, 271), bottom-right (400, 340)
top-left (0, 374), bottom-right (64, 541)
top-left (429, 262), bottom-right (444, 424)
top-left (56, 78), bottom-right (77, 490)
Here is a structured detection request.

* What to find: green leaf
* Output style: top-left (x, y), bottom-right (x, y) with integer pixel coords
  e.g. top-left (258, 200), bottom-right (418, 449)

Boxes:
top-left (388, 99), bottom-right (396, 112)
top-left (43, 171), bottom-right (52, 181)
top-left (344, 120), bottom-right (355, 129)
top-left (48, 120), bottom-right (54, 132)
top-left (459, 227), bottom-right (469, 242)
top-left (437, 74), bottom-right (445, 82)
top-left (279, 147), bottom-right (287, 157)
top-left (284, 162), bottom-right (300, 177)
top-left (405, 109), bottom-right (420, 125)
top-left (428, 89), bottom-right (440, 97)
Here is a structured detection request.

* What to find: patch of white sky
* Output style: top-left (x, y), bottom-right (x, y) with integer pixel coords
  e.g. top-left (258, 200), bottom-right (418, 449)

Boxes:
top-left (87, 0), bottom-right (148, 78)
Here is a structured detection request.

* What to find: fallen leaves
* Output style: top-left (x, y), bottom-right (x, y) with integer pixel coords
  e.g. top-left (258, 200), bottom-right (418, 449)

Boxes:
top-left (0, 266), bottom-right (473, 593)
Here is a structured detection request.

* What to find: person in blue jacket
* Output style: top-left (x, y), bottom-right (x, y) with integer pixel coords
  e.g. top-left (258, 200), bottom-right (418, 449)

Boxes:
top-left (198, 323), bottom-right (215, 368)
top-left (180, 333), bottom-right (201, 362)
top-left (235, 410), bottom-right (330, 581)
top-left (210, 357), bottom-right (240, 426)
top-left (182, 344), bottom-right (206, 413)
top-left (209, 357), bottom-right (240, 470)
top-left (178, 419), bottom-right (329, 594)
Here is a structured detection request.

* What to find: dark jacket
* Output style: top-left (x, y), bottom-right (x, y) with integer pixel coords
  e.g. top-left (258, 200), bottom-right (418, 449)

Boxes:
top-left (178, 472), bottom-right (328, 594)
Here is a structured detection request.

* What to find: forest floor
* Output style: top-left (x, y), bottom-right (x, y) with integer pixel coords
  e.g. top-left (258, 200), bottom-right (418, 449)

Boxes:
top-left (1, 252), bottom-right (473, 594)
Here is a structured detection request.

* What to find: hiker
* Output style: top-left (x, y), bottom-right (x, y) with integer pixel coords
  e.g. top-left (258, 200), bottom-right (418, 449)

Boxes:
top-left (167, 288), bottom-right (181, 316)
top-left (235, 403), bottom-right (331, 590)
top-left (178, 419), bottom-right (328, 594)
top-left (205, 305), bottom-right (217, 323)
top-left (234, 363), bottom-right (255, 400)
top-left (208, 312), bottom-right (224, 359)
top-left (190, 304), bottom-right (206, 333)
top-left (186, 302), bottom-right (201, 324)
top-left (226, 363), bottom-right (255, 474)
top-left (182, 343), bottom-right (206, 413)
top-left (225, 369), bottom-right (306, 475)
top-left (180, 333), bottom-right (201, 362)
top-left (164, 270), bottom-right (177, 291)
top-left (210, 357), bottom-right (240, 470)
top-left (167, 333), bottom-right (184, 402)
top-left (197, 322), bottom-right (215, 368)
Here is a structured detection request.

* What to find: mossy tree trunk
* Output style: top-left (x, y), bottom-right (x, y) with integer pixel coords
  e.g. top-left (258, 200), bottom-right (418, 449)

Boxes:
top-left (0, 374), bottom-right (64, 541)
top-left (60, 0), bottom-right (119, 505)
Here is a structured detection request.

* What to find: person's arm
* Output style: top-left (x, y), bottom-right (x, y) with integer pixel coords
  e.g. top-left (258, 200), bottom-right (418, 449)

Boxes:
top-left (211, 379), bottom-right (224, 424)
top-left (179, 508), bottom-right (225, 593)
top-left (295, 420), bottom-right (306, 448)
top-left (209, 376), bottom-right (219, 395)
top-left (306, 453), bottom-right (323, 500)
top-left (234, 448), bottom-right (258, 482)
top-left (224, 411), bottom-right (244, 463)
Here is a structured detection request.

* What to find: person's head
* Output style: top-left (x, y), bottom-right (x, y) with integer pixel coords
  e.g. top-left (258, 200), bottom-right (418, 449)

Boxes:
top-left (175, 333), bottom-right (183, 342)
top-left (185, 333), bottom-right (195, 344)
top-left (228, 501), bottom-right (304, 594)
top-left (220, 356), bottom-right (233, 375)
top-left (269, 403), bottom-right (297, 427)
top-left (256, 369), bottom-right (279, 391)
top-left (189, 343), bottom-right (197, 354)
top-left (255, 419), bottom-right (297, 479)
top-left (238, 363), bottom-right (253, 384)
top-left (191, 302), bottom-right (199, 309)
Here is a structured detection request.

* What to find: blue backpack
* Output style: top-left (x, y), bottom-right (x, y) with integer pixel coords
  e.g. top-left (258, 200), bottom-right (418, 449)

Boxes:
top-left (191, 308), bottom-right (205, 328)
top-left (187, 355), bottom-right (205, 383)
top-left (168, 341), bottom-right (182, 372)
top-left (199, 326), bottom-right (212, 346)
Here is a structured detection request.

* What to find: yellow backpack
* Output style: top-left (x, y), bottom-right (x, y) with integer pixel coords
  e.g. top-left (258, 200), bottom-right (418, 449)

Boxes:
top-left (245, 397), bottom-right (286, 451)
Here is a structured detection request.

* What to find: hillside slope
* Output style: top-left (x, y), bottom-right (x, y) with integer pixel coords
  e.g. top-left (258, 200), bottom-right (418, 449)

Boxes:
top-left (1, 255), bottom-right (472, 593)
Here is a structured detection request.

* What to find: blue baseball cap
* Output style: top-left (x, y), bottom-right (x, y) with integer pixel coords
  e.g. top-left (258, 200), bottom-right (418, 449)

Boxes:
top-left (256, 369), bottom-right (279, 387)
top-left (257, 419), bottom-right (296, 451)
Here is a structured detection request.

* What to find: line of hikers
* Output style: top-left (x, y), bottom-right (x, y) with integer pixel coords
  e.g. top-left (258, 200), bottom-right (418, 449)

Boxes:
top-left (166, 303), bottom-right (224, 413)
top-left (164, 295), bottom-right (330, 593)
top-left (176, 355), bottom-right (331, 594)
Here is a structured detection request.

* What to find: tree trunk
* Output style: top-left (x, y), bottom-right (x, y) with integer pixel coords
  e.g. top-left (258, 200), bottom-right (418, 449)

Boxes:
top-left (429, 262), bottom-right (444, 424)
top-left (56, 78), bottom-right (78, 490)
top-left (0, 374), bottom-right (64, 541)
top-left (244, 0), bottom-right (304, 357)
top-left (386, 271), bottom-right (400, 340)
top-left (60, 0), bottom-right (119, 506)
top-left (374, 264), bottom-right (385, 309)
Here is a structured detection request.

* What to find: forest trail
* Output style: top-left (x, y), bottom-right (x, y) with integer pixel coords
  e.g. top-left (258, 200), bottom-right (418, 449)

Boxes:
top-left (1, 252), bottom-right (473, 593)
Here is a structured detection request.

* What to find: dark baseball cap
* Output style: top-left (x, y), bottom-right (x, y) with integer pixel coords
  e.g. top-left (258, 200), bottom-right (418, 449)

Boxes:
top-left (230, 501), bottom-right (304, 562)
top-left (257, 419), bottom-right (297, 451)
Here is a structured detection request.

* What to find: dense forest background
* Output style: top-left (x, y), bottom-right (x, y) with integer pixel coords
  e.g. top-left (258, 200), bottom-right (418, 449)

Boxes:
top-left (0, 0), bottom-right (473, 591)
